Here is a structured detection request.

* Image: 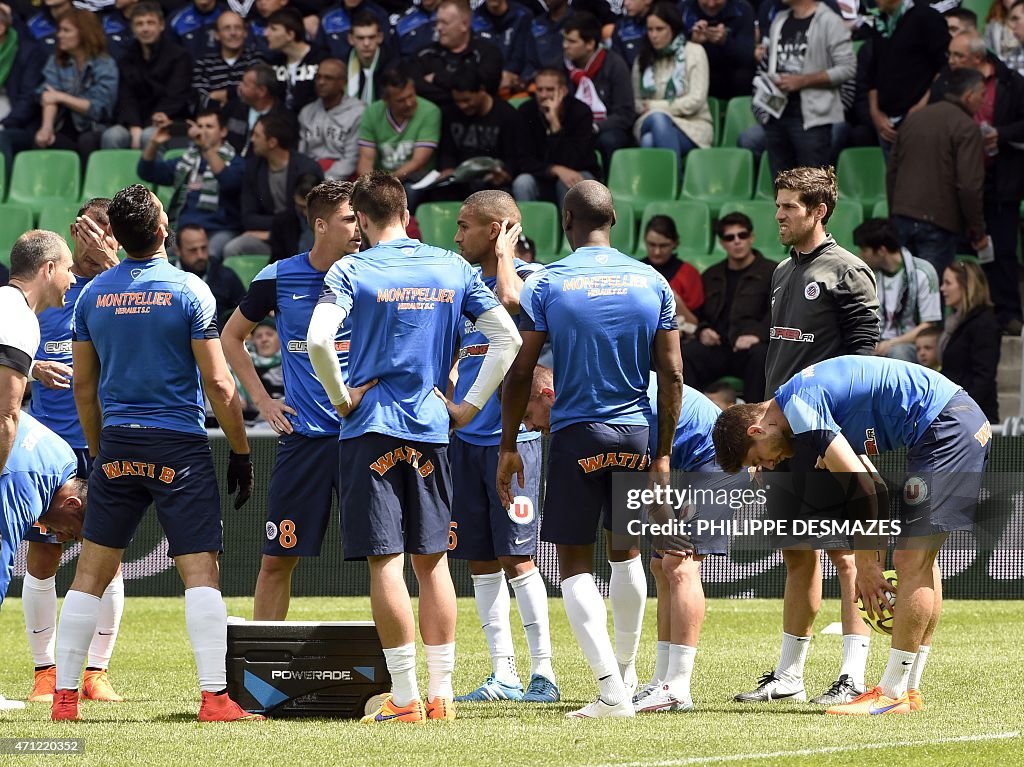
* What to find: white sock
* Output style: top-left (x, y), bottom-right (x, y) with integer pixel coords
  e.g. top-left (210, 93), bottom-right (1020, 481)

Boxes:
top-left (471, 572), bottom-right (518, 684)
top-left (382, 643), bottom-right (419, 706)
top-left (22, 574), bottom-right (57, 667)
top-left (652, 640), bottom-right (670, 686)
top-left (878, 648), bottom-right (916, 699)
top-left (664, 644), bottom-right (696, 702)
top-left (424, 642), bottom-right (455, 702)
top-left (87, 572), bottom-right (125, 669)
top-left (562, 573), bottom-right (623, 705)
top-left (608, 556), bottom-right (646, 683)
top-left (908, 645), bottom-right (930, 691)
top-left (55, 591), bottom-right (101, 690)
top-left (509, 568), bottom-right (555, 683)
top-left (776, 633), bottom-right (811, 686)
top-left (839, 633), bottom-right (870, 689)
top-left (184, 586), bottom-right (227, 693)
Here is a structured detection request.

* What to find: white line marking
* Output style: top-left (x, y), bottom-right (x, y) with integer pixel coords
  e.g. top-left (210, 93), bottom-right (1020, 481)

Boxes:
top-left (589, 731), bottom-right (1021, 767)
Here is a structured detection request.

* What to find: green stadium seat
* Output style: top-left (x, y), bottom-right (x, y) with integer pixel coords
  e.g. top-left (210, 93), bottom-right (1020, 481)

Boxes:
top-left (508, 95), bottom-right (531, 109)
top-left (518, 201), bottom-right (561, 260)
top-left (7, 149), bottom-right (81, 218)
top-left (715, 199), bottom-right (786, 259)
top-left (872, 199), bottom-right (889, 219)
top-left (721, 97), bottom-right (756, 148)
top-left (607, 148), bottom-right (679, 213)
top-left (639, 200), bottom-right (712, 255)
top-left (0, 204), bottom-right (34, 265)
top-left (37, 201), bottom-right (82, 249)
top-left (959, 0), bottom-right (990, 32)
top-left (827, 202), bottom-right (864, 253)
top-left (708, 97), bottom-right (722, 147)
top-left (679, 148), bottom-right (754, 216)
top-left (836, 147), bottom-right (886, 216)
top-left (223, 254), bottom-right (269, 288)
top-left (0, 154), bottom-right (6, 202)
top-left (81, 149), bottom-right (149, 201)
top-left (755, 152), bottom-right (774, 201)
top-left (415, 201), bottom-right (462, 249)
top-left (610, 200), bottom-right (636, 255)
top-left (684, 248), bottom-right (725, 273)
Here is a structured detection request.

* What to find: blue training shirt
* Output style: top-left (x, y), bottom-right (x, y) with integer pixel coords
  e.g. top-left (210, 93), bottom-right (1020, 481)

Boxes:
top-left (239, 253), bottom-right (349, 438)
top-left (519, 247), bottom-right (677, 433)
top-left (320, 237), bottom-right (500, 443)
top-left (454, 258), bottom-right (542, 447)
top-left (670, 385), bottom-right (721, 471)
top-left (29, 277), bottom-right (91, 448)
top-left (72, 257), bottom-right (219, 437)
top-left (0, 413), bottom-right (76, 603)
top-left (774, 355), bottom-right (961, 457)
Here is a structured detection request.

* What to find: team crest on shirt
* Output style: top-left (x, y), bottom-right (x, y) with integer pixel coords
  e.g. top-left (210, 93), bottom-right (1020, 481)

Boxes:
top-left (804, 282), bottom-right (821, 300)
top-left (903, 476), bottom-right (928, 506)
top-left (266, 521), bottom-right (278, 540)
top-left (507, 495), bottom-right (535, 525)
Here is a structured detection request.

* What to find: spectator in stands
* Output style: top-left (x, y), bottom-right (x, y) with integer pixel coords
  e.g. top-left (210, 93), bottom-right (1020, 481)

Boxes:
top-left (512, 68), bottom-right (600, 208)
top-left (138, 106), bottom-right (245, 260)
top-left (192, 10), bottom-right (262, 109)
top-left (264, 8), bottom-right (323, 113)
top-left (1007, 0), bottom-right (1024, 75)
top-left (268, 170), bottom-right (319, 260)
top-left (563, 12), bottom-right (635, 169)
top-left (224, 111), bottom-right (324, 259)
top-left (985, 0), bottom-right (1021, 63)
top-left (356, 66), bottom-right (441, 206)
top-left (473, 0), bottom-right (532, 95)
top-left (413, 0), bottom-right (503, 108)
top-left (317, 0), bottom-right (392, 61)
top-left (612, 0), bottom-right (652, 68)
top-left (939, 259), bottom-right (1001, 421)
top-left (169, 0), bottom-right (223, 60)
top-left (0, 8), bottom-right (47, 171)
top-left (176, 223), bottom-right (246, 328)
top-left (515, 233), bottom-right (536, 262)
top-left (528, 0), bottom-right (573, 74)
top-left (238, 318), bottom-right (284, 419)
top-left (852, 217), bottom-right (942, 362)
top-left (631, 2), bottom-right (712, 173)
top-left (887, 68), bottom-right (989, 278)
top-left (641, 214), bottom-right (704, 330)
top-left (99, 0), bottom-right (137, 61)
top-left (223, 62), bottom-right (282, 153)
top-left (396, 0), bottom-right (441, 57)
top-left (345, 11), bottom-right (393, 105)
top-left (944, 6), bottom-right (978, 36)
top-left (102, 2), bottom-right (193, 150)
top-left (704, 380), bottom-right (738, 409)
top-left (915, 323), bottom-right (941, 369)
top-left (298, 57), bottom-right (364, 179)
top-left (680, 0), bottom-right (756, 100)
top-left (867, 0), bottom-right (948, 154)
top-left (753, 0), bottom-right (854, 178)
top-left (20, 0), bottom-right (74, 54)
top-left (682, 211), bottom-right (774, 401)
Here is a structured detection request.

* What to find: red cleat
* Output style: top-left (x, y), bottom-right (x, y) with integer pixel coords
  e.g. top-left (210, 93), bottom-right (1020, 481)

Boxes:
top-left (198, 691), bottom-right (265, 722)
top-left (51, 689), bottom-right (82, 721)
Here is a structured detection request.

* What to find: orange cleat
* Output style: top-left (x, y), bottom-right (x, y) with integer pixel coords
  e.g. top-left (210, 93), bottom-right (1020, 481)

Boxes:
top-left (28, 666), bottom-right (56, 704)
top-left (825, 686), bottom-right (911, 716)
top-left (82, 670), bottom-right (124, 702)
top-left (907, 688), bottom-right (924, 711)
top-left (426, 696), bottom-right (456, 721)
top-left (360, 694), bottom-right (426, 724)
top-left (51, 689), bottom-right (82, 721)
top-left (198, 691), bottom-right (266, 722)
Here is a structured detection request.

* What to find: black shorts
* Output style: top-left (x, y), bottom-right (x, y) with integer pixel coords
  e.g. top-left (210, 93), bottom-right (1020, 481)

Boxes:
top-left (263, 433), bottom-right (341, 556)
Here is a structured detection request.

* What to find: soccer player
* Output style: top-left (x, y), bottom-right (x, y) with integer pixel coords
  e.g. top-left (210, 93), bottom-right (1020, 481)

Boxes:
top-left (24, 201), bottom-right (126, 705)
top-left (222, 180), bottom-right (361, 621)
top-left (307, 171), bottom-right (521, 724)
top-left (51, 185), bottom-right (260, 723)
top-left (712, 355), bottom-right (990, 715)
top-left (0, 229), bottom-right (76, 711)
top-left (497, 180), bottom-right (684, 719)
top-left (441, 191), bottom-right (559, 704)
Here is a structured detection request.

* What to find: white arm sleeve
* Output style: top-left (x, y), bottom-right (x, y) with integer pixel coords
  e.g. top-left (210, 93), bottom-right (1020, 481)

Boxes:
top-left (307, 302), bottom-right (351, 407)
top-left (463, 306), bottom-right (522, 410)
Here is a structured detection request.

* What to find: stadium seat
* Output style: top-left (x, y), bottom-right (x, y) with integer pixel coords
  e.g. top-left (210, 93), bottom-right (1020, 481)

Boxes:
top-left (827, 202), bottom-right (864, 253)
top-left (0, 154), bottom-right (6, 202)
top-left (37, 201), bottom-right (82, 249)
top-left (872, 199), bottom-right (889, 219)
top-left (679, 148), bottom-right (754, 216)
top-left (518, 201), bottom-right (561, 260)
top-left (715, 199), bottom-right (786, 260)
top-left (682, 248), bottom-right (724, 274)
top-left (223, 254), bottom-right (269, 288)
top-left (610, 200), bottom-right (636, 255)
top-left (7, 149), bottom-right (81, 218)
top-left (639, 200), bottom-right (712, 255)
top-left (508, 95), bottom-right (531, 109)
top-left (0, 203), bottom-right (34, 265)
top-left (81, 149), bottom-right (150, 201)
top-left (755, 152), bottom-right (774, 201)
top-left (836, 147), bottom-right (886, 216)
top-left (721, 97), bottom-right (756, 148)
top-left (959, 0), bottom-right (989, 32)
top-left (607, 148), bottom-right (679, 213)
top-left (416, 201), bottom-right (462, 250)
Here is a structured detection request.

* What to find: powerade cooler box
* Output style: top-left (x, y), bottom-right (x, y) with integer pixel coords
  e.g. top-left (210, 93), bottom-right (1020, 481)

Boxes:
top-left (227, 621), bottom-right (391, 718)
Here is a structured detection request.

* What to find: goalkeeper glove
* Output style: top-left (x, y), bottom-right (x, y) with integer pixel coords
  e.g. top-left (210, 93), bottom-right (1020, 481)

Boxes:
top-left (227, 451), bottom-right (253, 510)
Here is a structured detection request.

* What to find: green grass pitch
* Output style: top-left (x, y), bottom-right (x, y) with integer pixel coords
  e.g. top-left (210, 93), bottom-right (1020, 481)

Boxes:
top-left (0, 597), bottom-right (1021, 767)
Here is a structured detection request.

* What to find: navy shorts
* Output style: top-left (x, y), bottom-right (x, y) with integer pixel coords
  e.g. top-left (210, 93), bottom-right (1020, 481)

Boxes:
top-left (541, 422), bottom-right (650, 546)
top-left (84, 428), bottom-right (223, 558)
top-left (263, 433), bottom-right (340, 556)
top-left (449, 436), bottom-right (542, 561)
top-left (25, 448), bottom-right (92, 545)
top-left (338, 432), bottom-right (452, 559)
top-left (899, 391), bottom-right (991, 540)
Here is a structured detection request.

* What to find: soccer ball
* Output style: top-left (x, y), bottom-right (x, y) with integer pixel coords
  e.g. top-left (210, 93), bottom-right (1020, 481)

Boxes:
top-left (857, 569), bottom-right (898, 635)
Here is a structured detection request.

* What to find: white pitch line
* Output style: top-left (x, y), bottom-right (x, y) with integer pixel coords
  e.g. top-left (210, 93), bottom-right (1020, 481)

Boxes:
top-left (589, 731), bottom-right (1021, 767)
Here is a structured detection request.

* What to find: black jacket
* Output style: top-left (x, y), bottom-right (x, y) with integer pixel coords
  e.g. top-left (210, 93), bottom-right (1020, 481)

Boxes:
top-left (412, 37), bottom-right (503, 108)
top-left (697, 252), bottom-right (777, 346)
top-left (241, 151), bottom-right (324, 231)
top-left (517, 97), bottom-right (600, 178)
top-left (868, 3), bottom-right (948, 118)
top-left (1, 37), bottom-right (45, 130)
top-left (585, 49), bottom-right (636, 137)
top-left (942, 305), bottom-right (1001, 423)
top-left (117, 34), bottom-right (194, 126)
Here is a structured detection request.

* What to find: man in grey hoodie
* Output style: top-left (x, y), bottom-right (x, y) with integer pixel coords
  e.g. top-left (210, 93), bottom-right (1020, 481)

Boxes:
top-left (298, 58), bottom-right (367, 181)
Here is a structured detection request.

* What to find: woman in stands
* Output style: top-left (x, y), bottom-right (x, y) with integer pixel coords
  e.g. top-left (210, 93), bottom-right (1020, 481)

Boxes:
top-left (631, 1), bottom-right (713, 173)
top-left (940, 260), bottom-right (1002, 422)
top-left (986, 0), bottom-right (1022, 64)
top-left (33, 9), bottom-right (118, 159)
top-left (641, 214), bottom-right (703, 334)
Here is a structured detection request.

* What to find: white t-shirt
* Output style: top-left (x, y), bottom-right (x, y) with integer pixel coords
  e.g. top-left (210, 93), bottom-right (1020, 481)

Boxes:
top-left (0, 285), bottom-right (40, 377)
top-left (876, 249), bottom-right (942, 340)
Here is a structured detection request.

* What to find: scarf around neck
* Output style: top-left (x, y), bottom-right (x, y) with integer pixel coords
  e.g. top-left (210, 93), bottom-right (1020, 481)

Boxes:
top-left (348, 47), bottom-right (379, 104)
top-left (641, 34), bottom-right (687, 100)
top-left (566, 47), bottom-right (608, 121)
top-left (0, 27), bottom-right (18, 88)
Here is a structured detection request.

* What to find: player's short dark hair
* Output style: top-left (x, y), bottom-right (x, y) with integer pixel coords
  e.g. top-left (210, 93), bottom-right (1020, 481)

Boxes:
top-left (563, 12), bottom-right (601, 45)
top-left (644, 214), bottom-right (678, 243)
top-left (9, 230), bottom-right (69, 279)
top-left (853, 217), bottom-right (900, 253)
top-left (378, 65), bottom-right (414, 94)
top-left (946, 66), bottom-right (985, 98)
top-left (130, 1), bottom-right (163, 21)
top-left (461, 190), bottom-right (521, 225)
top-left (350, 9), bottom-right (381, 30)
top-left (716, 212), bottom-right (754, 237)
top-left (711, 403), bottom-right (764, 474)
top-left (77, 197), bottom-right (111, 226)
top-left (194, 105), bottom-right (224, 127)
top-left (534, 67), bottom-right (567, 87)
top-left (774, 166), bottom-right (838, 224)
top-left (267, 7), bottom-right (304, 41)
top-left (944, 6), bottom-right (978, 26)
top-left (307, 179), bottom-right (355, 228)
top-left (257, 111), bottom-right (299, 151)
top-left (70, 476), bottom-right (88, 504)
top-left (564, 179), bottom-right (615, 231)
top-left (108, 184), bottom-right (163, 257)
top-left (451, 67), bottom-right (485, 93)
top-left (351, 170), bottom-right (407, 226)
